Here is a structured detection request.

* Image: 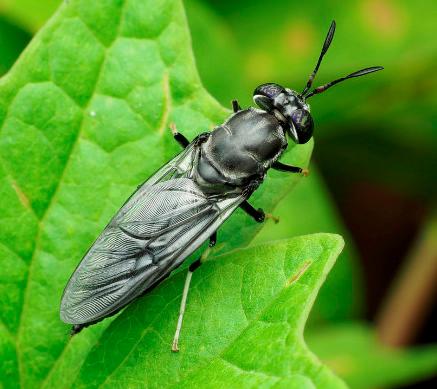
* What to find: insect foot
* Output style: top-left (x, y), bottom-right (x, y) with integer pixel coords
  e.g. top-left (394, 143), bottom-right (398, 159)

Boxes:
top-left (169, 122), bottom-right (178, 135)
top-left (302, 168), bottom-right (310, 177)
top-left (265, 213), bottom-right (280, 224)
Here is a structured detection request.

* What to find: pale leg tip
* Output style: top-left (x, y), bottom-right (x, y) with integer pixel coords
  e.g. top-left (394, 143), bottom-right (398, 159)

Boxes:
top-left (171, 343), bottom-right (180, 353)
top-left (265, 213), bottom-right (280, 224)
top-left (169, 122), bottom-right (177, 135)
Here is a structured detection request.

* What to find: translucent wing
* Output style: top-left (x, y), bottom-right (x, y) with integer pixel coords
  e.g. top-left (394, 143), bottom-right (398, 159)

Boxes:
top-left (60, 144), bottom-right (244, 325)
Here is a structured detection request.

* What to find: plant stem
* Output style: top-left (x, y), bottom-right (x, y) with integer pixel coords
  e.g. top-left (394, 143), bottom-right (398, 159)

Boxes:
top-left (376, 211), bottom-right (437, 347)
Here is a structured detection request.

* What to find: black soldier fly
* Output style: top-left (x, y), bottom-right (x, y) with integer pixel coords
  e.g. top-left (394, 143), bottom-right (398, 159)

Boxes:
top-left (60, 20), bottom-right (383, 351)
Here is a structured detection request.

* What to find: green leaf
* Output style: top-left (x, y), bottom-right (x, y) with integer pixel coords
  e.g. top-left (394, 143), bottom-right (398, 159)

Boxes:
top-left (307, 323), bottom-right (437, 389)
top-left (0, 0), bottom-right (311, 388)
top-left (68, 234), bottom-right (345, 388)
top-left (254, 165), bottom-right (363, 325)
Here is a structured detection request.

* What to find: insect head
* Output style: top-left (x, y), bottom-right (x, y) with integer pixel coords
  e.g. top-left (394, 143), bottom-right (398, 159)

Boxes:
top-left (253, 21), bottom-right (383, 144)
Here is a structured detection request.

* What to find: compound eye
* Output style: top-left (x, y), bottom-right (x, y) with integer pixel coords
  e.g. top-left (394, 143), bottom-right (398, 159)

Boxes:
top-left (253, 83), bottom-right (285, 111)
top-left (290, 109), bottom-right (314, 144)
top-left (253, 83), bottom-right (285, 99)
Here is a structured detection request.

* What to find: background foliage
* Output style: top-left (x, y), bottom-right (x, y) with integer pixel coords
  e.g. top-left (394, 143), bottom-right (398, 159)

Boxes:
top-left (0, 0), bottom-right (436, 388)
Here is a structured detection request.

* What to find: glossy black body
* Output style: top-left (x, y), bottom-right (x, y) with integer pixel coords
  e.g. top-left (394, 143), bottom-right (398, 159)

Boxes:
top-left (196, 108), bottom-right (287, 191)
top-left (61, 20), bottom-right (383, 334)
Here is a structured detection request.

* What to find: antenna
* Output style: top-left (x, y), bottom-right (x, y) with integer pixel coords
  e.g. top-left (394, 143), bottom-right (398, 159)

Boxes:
top-left (301, 20), bottom-right (336, 96)
top-left (305, 66), bottom-right (384, 98)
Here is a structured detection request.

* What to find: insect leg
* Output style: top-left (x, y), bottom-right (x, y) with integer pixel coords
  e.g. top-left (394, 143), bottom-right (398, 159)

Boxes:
top-left (240, 201), bottom-right (279, 224)
top-left (170, 123), bottom-right (190, 149)
top-left (232, 99), bottom-right (242, 113)
top-left (272, 161), bottom-right (309, 176)
top-left (171, 233), bottom-right (217, 352)
top-left (71, 324), bottom-right (85, 336)
top-left (209, 231), bottom-right (217, 247)
top-left (171, 270), bottom-right (193, 352)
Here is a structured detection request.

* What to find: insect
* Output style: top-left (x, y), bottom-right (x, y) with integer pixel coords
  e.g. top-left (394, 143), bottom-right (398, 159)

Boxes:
top-left (60, 20), bottom-right (383, 351)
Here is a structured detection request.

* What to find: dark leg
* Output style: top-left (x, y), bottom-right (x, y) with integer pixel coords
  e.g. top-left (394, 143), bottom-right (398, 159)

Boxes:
top-left (172, 233), bottom-right (217, 352)
top-left (209, 231), bottom-right (217, 247)
top-left (232, 99), bottom-right (242, 113)
top-left (272, 161), bottom-right (309, 176)
top-left (71, 324), bottom-right (85, 336)
top-left (240, 201), bottom-right (279, 224)
top-left (240, 200), bottom-right (265, 223)
top-left (170, 123), bottom-right (190, 149)
top-left (188, 233), bottom-right (216, 272)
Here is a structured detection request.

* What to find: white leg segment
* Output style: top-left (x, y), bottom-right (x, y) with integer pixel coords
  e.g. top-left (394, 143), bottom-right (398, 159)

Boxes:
top-left (171, 270), bottom-right (193, 352)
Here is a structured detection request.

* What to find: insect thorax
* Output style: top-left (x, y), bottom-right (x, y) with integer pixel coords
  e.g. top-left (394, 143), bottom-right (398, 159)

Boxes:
top-left (198, 109), bottom-right (287, 186)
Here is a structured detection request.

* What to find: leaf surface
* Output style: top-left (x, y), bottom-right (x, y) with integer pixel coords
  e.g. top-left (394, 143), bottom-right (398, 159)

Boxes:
top-left (0, 0), bottom-right (311, 387)
top-left (72, 234), bottom-right (346, 388)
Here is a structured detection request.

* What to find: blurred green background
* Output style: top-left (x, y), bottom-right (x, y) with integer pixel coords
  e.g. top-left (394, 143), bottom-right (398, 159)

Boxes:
top-left (0, 0), bottom-right (435, 387)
